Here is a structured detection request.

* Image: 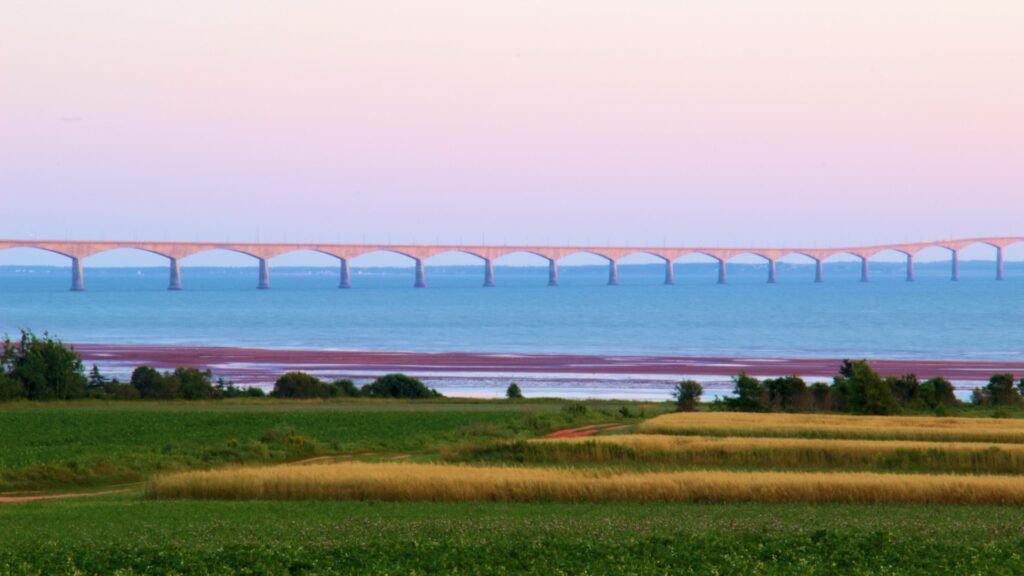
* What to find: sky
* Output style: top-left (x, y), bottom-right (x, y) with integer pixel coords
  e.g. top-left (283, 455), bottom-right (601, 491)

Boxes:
top-left (2, 1), bottom-right (1022, 267)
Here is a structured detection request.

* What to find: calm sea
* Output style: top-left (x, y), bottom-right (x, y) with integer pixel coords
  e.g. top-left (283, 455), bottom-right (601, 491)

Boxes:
top-left (1, 261), bottom-right (1021, 398)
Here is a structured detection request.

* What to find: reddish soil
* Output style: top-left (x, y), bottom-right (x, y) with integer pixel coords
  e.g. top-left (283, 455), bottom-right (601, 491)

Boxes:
top-left (72, 343), bottom-right (1024, 384)
top-left (547, 423), bottom-right (629, 439)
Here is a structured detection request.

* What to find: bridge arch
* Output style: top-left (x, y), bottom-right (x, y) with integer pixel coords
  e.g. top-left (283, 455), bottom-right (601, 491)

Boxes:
top-left (348, 249), bottom-right (426, 288)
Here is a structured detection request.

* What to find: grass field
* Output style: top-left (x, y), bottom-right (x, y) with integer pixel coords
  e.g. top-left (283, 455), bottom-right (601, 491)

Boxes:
top-left (0, 399), bottom-right (647, 491)
top-left (9, 401), bottom-right (1024, 573)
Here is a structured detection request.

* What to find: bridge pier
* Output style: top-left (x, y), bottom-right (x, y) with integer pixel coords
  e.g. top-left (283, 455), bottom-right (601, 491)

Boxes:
top-left (70, 257), bottom-right (84, 291)
top-left (860, 257), bottom-right (870, 282)
top-left (664, 261), bottom-right (675, 285)
top-left (717, 259), bottom-right (727, 284)
top-left (483, 259), bottom-right (495, 287)
top-left (414, 258), bottom-right (426, 288)
top-left (997, 247), bottom-right (1005, 280)
top-left (814, 259), bottom-right (824, 283)
top-left (608, 260), bottom-right (618, 286)
top-left (257, 258), bottom-right (270, 289)
top-left (339, 258), bottom-right (351, 289)
top-left (951, 250), bottom-right (960, 281)
top-left (767, 259), bottom-right (777, 283)
top-left (548, 260), bottom-right (559, 286)
top-left (168, 258), bottom-right (182, 290)
top-left (906, 254), bottom-right (915, 282)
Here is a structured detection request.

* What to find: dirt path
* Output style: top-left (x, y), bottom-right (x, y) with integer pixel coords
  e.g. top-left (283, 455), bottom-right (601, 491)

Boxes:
top-left (0, 487), bottom-right (135, 504)
top-left (547, 423), bottom-right (630, 439)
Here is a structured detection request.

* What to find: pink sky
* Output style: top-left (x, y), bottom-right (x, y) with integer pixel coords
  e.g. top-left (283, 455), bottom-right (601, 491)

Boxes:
top-left (2, 1), bottom-right (1022, 266)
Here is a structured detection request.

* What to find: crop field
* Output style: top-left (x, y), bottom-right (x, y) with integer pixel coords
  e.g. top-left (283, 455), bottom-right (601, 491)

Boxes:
top-left (452, 434), bottom-right (1024, 473)
top-left (636, 411), bottom-right (1024, 442)
top-left (9, 403), bottom-right (1024, 573)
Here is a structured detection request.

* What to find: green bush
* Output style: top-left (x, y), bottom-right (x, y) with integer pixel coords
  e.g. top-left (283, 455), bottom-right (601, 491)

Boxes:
top-left (171, 368), bottom-right (216, 400)
top-left (724, 373), bottom-right (765, 412)
top-left (506, 383), bottom-right (524, 399)
top-left (1, 330), bottom-right (87, 400)
top-left (332, 379), bottom-right (360, 397)
top-left (672, 380), bottom-right (702, 412)
top-left (361, 374), bottom-right (442, 399)
top-left (131, 366), bottom-right (178, 400)
top-left (271, 372), bottom-right (333, 399)
top-left (764, 376), bottom-right (807, 412)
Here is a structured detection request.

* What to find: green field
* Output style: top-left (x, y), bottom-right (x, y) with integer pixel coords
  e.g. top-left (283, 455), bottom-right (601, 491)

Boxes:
top-left (4, 400), bottom-right (1024, 574)
top-left (4, 496), bottom-right (1024, 574)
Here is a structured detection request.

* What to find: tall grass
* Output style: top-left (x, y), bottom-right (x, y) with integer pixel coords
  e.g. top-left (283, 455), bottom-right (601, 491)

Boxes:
top-left (449, 435), bottom-right (1024, 473)
top-left (638, 412), bottom-right (1024, 443)
top-left (148, 461), bottom-right (1024, 504)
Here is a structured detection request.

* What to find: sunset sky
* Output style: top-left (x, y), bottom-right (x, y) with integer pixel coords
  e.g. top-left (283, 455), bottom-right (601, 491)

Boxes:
top-left (2, 1), bottom-right (1022, 266)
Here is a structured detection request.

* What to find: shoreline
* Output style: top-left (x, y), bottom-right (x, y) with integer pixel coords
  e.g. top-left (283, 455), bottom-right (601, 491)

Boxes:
top-left (74, 343), bottom-right (1023, 390)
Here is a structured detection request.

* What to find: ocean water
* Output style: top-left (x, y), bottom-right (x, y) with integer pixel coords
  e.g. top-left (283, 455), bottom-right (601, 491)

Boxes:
top-left (1, 260), bottom-right (1021, 361)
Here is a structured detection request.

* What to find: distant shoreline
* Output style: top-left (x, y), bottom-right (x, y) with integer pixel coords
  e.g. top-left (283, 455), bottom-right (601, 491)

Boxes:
top-left (73, 343), bottom-right (1023, 387)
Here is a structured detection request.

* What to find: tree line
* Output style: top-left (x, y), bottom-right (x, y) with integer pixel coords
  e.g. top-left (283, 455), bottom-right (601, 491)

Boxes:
top-left (0, 331), bottom-right (441, 401)
top-left (672, 359), bottom-right (1024, 414)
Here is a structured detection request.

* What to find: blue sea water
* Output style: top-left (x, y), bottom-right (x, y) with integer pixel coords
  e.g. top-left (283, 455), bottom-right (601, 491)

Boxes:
top-left (1, 260), bottom-right (1021, 362)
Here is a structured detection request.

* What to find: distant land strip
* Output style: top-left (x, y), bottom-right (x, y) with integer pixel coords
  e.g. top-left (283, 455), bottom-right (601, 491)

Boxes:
top-left (73, 344), bottom-right (1024, 385)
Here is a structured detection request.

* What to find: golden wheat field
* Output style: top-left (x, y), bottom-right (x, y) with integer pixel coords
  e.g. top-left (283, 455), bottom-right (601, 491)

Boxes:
top-left (513, 434), bottom-right (1024, 472)
top-left (637, 411), bottom-right (1024, 442)
top-left (148, 461), bottom-right (1024, 504)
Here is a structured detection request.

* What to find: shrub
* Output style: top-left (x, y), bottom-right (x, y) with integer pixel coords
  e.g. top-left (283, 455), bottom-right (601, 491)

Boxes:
top-left (131, 366), bottom-right (178, 399)
top-left (171, 368), bottom-right (216, 400)
top-left (672, 380), bottom-right (703, 412)
top-left (919, 377), bottom-right (957, 409)
top-left (809, 382), bottom-right (831, 411)
top-left (1, 330), bottom-right (87, 400)
top-left (271, 372), bottom-right (334, 399)
top-left (887, 374), bottom-right (920, 406)
top-left (831, 360), bottom-right (898, 415)
top-left (332, 379), bottom-right (360, 397)
top-left (724, 373), bottom-right (765, 412)
top-left (764, 376), bottom-right (807, 412)
top-left (105, 380), bottom-right (141, 400)
top-left (360, 374), bottom-right (442, 399)
top-left (562, 402), bottom-right (588, 418)
top-left (0, 373), bottom-right (24, 401)
top-left (986, 374), bottom-right (1019, 406)
top-left (506, 383), bottom-right (524, 399)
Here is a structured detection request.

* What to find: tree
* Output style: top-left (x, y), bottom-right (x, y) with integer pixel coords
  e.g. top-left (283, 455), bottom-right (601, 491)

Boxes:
top-left (724, 373), bottom-right (764, 411)
top-left (131, 366), bottom-right (178, 399)
top-left (831, 361), bottom-right (897, 415)
top-left (809, 382), bottom-right (831, 411)
top-left (764, 376), bottom-right (807, 412)
top-left (2, 330), bottom-right (87, 400)
top-left (985, 374), bottom-right (1019, 406)
top-left (672, 380), bottom-right (703, 412)
top-left (919, 377), bottom-right (957, 409)
top-left (271, 372), bottom-right (331, 398)
top-left (171, 367), bottom-right (215, 400)
top-left (887, 374), bottom-right (920, 406)
top-left (506, 383), bottom-right (524, 399)
top-left (0, 373), bottom-right (24, 401)
top-left (361, 374), bottom-right (441, 399)
top-left (332, 379), bottom-right (360, 397)
top-left (87, 365), bottom-right (107, 390)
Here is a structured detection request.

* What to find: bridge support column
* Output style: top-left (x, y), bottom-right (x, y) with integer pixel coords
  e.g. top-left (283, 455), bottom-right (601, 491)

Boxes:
top-left (70, 257), bottom-right (84, 291)
top-left (860, 257), bottom-right (869, 282)
top-left (814, 259), bottom-right (824, 283)
top-left (339, 258), bottom-right (351, 289)
top-left (664, 261), bottom-right (675, 285)
top-left (257, 258), bottom-right (270, 289)
top-left (717, 259), bottom-right (727, 284)
top-left (414, 258), bottom-right (426, 288)
top-left (906, 254), bottom-right (915, 282)
top-left (483, 259), bottom-right (495, 287)
top-left (767, 259), bottom-right (777, 283)
top-left (608, 260), bottom-right (618, 286)
top-left (547, 260), bottom-right (559, 286)
top-left (997, 247), bottom-right (1005, 281)
top-left (951, 251), bottom-right (960, 281)
top-left (168, 258), bottom-right (182, 291)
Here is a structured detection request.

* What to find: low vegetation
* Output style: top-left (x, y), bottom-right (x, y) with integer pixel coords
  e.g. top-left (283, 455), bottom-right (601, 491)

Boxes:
top-left (638, 411), bottom-right (1024, 442)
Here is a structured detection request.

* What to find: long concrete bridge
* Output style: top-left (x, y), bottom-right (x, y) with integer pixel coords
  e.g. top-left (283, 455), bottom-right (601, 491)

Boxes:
top-left (0, 237), bottom-right (1020, 291)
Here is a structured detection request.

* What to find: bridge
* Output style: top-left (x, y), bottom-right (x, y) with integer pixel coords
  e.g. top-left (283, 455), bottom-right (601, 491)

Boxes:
top-left (0, 237), bottom-right (1020, 291)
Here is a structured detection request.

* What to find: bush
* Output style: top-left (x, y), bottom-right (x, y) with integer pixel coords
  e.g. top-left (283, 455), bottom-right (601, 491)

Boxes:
top-left (919, 377), bottom-right (957, 409)
top-left (764, 376), bottom-right (807, 412)
top-left (131, 366), bottom-right (178, 399)
top-left (986, 374), bottom-right (1019, 406)
top-left (830, 360), bottom-right (898, 415)
top-left (0, 373), bottom-right (24, 401)
top-left (506, 383), bottom-right (524, 399)
top-left (724, 373), bottom-right (765, 412)
top-left (562, 402), bottom-right (588, 418)
top-left (171, 368), bottom-right (216, 400)
top-left (672, 380), bottom-right (703, 412)
top-left (271, 372), bottom-right (334, 399)
top-left (332, 379), bottom-right (360, 397)
top-left (1, 330), bottom-right (87, 400)
top-left (809, 382), bottom-right (831, 411)
top-left (360, 374), bottom-right (442, 399)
